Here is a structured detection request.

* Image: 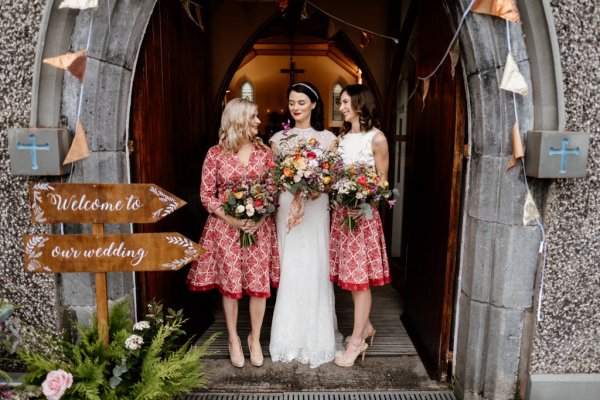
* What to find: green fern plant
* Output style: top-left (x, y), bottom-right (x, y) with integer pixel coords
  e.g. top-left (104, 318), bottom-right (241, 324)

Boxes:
top-left (16, 298), bottom-right (216, 400)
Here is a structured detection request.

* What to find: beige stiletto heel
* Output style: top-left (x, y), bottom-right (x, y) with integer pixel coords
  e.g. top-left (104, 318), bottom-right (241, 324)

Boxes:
top-left (228, 336), bottom-right (245, 368)
top-left (247, 334), bottom-right (264, 367)
top-left (334, 340), bottom-right (368, 367)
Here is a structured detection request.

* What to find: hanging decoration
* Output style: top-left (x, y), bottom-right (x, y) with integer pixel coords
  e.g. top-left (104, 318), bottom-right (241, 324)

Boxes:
top-left (300, 1), bottom-right (309, 20)
top-left (58, 0), bottom-right (98, 10)
top-left (179, 0), bottom-right (205, 31)
top-left (523, 190), bottom-right (540, 226)
top-left (359, 31), bottom-right (373, 49)
top-left (471, 0), bottom-right (520, 23)
top-left (43, 50), bottom-right (88, 82)
top-left (327, 19), bottom-right (341, 39)
top-left (500, 53), bottom-right (528, 96)
top-left (276, 0), bottom-right (289, 11)
top-left (506, 122), bottom-right (524, 169)
top-left (421, 79), bottom-right (430, 111)
top-left (449, 40), bottom-right (460, 79)
top-left (305, 0), bottom-right (398, 44)
top-left (63, 120), bottom-right (91, 165)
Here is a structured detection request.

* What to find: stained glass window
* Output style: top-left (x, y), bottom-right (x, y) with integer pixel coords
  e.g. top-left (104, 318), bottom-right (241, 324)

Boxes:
top-left (332, 83), bottom-right (342, 121)
top-left (241, 82), bottom-right (254, 101)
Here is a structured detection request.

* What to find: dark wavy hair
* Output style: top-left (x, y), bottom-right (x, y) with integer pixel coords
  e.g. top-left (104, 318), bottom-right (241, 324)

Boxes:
top-left (284, 81), bottom-right (325, 131)
top-left (340, 84), bottom-right (380, 135)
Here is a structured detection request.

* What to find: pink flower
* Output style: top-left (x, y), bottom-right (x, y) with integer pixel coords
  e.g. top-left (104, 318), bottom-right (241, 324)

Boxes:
top-left (41, 369), bottom-right (73, 400)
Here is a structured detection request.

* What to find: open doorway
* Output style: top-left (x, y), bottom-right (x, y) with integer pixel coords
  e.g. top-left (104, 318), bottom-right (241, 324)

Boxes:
top-left (129, 0), bottom-right (465, 387)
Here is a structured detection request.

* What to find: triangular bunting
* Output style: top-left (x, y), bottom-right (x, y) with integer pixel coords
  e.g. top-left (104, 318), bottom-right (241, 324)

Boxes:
top-left (276, 0), bottom-right (289, 11)
top-left (58, 0), bottom-right (98, 10)
top-left (63, 119), bottom-right (91, 165)
top-left (359, 31), bottom-right (373, 49)
top-left (43, 50), bottom-right (88, 82)
top-left (472, 0), bottom-right (520, 23)
top-left (449, 40), bottom-right (460, 79)
top-left (180, 0), bottom-right (205, 31)
top-left (506, 122), bottom-right (524, 169)
top-left (500, 53), bottom-right (528, 96)
top-left (327, 19), bottom-right (341, 39)
top-left (421, 78), bottom-right (430, 111)
top-left (523, 190), bottom-right (540, 226)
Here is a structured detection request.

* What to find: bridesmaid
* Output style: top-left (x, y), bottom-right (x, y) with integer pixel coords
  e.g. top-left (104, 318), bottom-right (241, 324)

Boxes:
top-left (329, 84), bottom-right (391, 367)
top-left (187, 98), bottom-right (280, 368)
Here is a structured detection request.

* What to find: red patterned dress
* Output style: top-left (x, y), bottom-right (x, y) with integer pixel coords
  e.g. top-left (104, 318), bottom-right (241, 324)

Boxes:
top-left (329, 130), bottom-right (391, 291)
top-left (187, 144), bottom-right (280, 299)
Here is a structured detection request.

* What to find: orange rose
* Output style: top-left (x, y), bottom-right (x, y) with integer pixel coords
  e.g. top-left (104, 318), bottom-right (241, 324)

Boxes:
top-left (283, 167), bottom-right (294, 177)
top-left (309, 138), bottom-right (317, 146)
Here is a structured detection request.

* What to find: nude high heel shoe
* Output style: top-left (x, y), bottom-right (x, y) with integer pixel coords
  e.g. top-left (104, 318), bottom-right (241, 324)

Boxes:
top-left (344, 325), bottom-right (377, 346)
top-left (247, 334), bottom-right (264, 367)
top-left (228, 336), bottom-right (245, 368)
top-left (334, 340), bottom-right (368, 367)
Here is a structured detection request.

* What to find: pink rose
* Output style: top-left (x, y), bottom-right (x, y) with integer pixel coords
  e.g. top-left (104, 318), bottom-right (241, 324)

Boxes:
top-left (41, 369), bottom-right (73, 400)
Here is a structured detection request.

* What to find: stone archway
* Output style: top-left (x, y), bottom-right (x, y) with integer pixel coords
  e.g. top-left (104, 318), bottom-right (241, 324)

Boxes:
top-left (30, 1), bottom-right (562, 398)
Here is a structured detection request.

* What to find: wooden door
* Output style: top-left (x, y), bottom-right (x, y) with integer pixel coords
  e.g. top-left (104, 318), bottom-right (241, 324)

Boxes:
top-left (130, 0), bottom-right (214, 330)
top-left (401, 0), bottom-right (466, 381)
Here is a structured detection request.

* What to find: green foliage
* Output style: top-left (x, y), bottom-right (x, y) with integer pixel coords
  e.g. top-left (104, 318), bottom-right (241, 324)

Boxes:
top-left (14, 298), bottom-right (215, 400)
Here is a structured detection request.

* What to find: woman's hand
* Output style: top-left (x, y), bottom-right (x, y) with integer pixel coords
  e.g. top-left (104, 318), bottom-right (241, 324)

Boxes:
top-left (306, 191), bottom-right (321, 200)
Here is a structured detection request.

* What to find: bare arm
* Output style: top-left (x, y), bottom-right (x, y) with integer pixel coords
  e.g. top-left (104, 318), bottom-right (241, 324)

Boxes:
top-left (372, 130), bottom-right (389, 183)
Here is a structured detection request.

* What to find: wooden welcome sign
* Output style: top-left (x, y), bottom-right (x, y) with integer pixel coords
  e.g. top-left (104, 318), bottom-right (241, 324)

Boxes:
top-left (24, 182), bottom-right (204, 344)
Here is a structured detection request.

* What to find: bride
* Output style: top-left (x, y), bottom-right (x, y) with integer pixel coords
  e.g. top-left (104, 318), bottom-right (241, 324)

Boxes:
top-left (269, 81), bottom-right (342, 367)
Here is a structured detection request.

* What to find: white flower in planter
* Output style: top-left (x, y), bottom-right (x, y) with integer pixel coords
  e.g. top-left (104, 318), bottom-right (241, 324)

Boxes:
top-left (125, 334), bottom-right (144, 350)
top-left (133, 321), bottom-right (150, 331)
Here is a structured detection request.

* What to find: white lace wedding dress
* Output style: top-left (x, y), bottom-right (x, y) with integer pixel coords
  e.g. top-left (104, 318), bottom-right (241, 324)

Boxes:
top-left (269, 127), bottom-right (343, 368)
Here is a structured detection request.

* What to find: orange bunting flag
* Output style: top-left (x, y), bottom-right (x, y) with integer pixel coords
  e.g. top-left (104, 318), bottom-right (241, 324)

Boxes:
top-left (471, 0), bottom-right (520, 23)
top-left (43, 50), bottom-right (88, 82)
top-left (359, 31), bottom-right (373, 49)
top-left (421, 78), bottom-right (430, 111)
top-left (506, 122), bottom-right (524, 170)
top-left (58, 0), bottom-right (98, 10)
top-left (500, 53), bottom-right (528, 96)
top-left (63, 119), bottom-right (91, 165)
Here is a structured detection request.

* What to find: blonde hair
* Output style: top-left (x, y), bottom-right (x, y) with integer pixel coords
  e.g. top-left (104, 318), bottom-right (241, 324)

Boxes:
top-left (219, 98), bottom-right (265, 152)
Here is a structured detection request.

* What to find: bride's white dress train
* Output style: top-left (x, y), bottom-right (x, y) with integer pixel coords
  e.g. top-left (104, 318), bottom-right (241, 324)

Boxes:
top-left (269, 128), bottom-right (343, 368)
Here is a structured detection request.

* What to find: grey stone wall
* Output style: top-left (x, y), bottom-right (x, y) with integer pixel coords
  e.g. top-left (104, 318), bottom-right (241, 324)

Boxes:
top-left (0, 0), bottom-right (57, 341)
top-left (530, 1), bottom-right (600, 373)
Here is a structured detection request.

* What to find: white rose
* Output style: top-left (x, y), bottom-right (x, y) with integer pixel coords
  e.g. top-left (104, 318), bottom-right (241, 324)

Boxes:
top-left (356, 192), bottom-right (364, 199)
top-left (293, 175), bottom-right (302, 183)
top-left (246, 205), bottom-right (255, 217)
top-left (235, 205), bottom-right (245, 214)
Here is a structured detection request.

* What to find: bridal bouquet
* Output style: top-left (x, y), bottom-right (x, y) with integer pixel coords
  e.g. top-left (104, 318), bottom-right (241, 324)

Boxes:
top-left (331, 163), bottom-right (399, 231)
top-left (273, 135), bottom-right (343, 230)
top-left (273, 136), bottom-right (343, 196)
top-left (221, 179), bottom-right (277, 247)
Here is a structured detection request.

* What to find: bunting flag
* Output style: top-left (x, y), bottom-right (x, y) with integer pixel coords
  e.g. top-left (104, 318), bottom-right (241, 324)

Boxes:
top-left (327, 19), bottom-right (341, 39)
top-left (449, 40), bottom-right (460, 79)
top-left (359, 31), bottom-right (373, 49)
top-left (58, 0), bottom-right (98, 10)
top-left (300, 1), bottom-right (309, 20)
top-left (506, 122), bottom-right (524, 170)
top-left (43, 50), bottom-right (88, 82)
top-left (471, 0), bottom-right (520, 23)
top-left (63, 119), bottom-right (91, 165)
top-left (421, 78), bottom-right (430, 111)
top-left (500, 53), bottom-right (528, 96)
top-left (276, 0), bottom-right (289, 11)
top-left (523, 190), bottom-right (540, 226)
top-left (180, 0), bottom-right (205, 31)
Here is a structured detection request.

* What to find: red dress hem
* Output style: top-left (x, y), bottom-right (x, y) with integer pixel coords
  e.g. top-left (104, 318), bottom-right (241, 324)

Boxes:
top-left (187, 282), bottom-right (274, 299)
top-left (329, 275), bottom-right (391, 291)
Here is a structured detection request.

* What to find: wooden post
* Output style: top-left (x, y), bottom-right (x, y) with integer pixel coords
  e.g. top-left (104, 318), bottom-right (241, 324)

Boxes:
top-left (92, 223), bottom-right (109, 346)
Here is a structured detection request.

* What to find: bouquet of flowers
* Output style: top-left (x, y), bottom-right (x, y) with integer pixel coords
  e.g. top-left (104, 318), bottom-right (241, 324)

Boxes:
top-left (273, 134), bottom-right (344, 231)
top-left (331, 163), bottom-right (399, 231)
top-left (273, 135), bottom-right (343, 197)
top-left (221, 179), bottom-right (277, 247)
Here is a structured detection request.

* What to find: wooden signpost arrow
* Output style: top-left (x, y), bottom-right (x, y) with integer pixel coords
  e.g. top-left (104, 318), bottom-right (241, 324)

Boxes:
top-left (24, 183), bottom-right (204, 345)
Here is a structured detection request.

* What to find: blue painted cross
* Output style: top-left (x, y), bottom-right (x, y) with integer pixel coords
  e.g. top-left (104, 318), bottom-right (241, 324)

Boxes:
top-left (16, 134), bottom-right (50, 170)
top-left (548, 137), bottom-right (580, 174)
